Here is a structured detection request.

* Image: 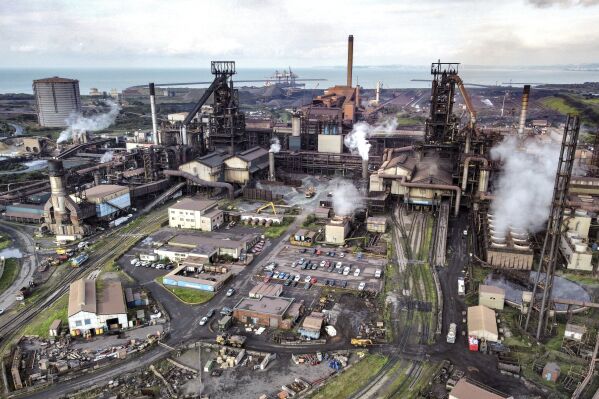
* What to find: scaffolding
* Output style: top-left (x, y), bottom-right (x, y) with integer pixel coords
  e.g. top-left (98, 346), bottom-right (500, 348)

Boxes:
top-left (425, 62), bottom-right (459, 144)
top-left (524, 115), bottom-right (581, 340)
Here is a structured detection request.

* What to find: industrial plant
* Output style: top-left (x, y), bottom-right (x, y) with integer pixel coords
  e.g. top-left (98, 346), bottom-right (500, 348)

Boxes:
top-left (2, 31), bottom-right (599, 399)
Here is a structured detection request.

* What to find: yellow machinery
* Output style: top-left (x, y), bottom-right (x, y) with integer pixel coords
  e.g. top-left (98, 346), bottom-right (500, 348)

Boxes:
top-left (351, 338), bottom-right (373, 347)
top-left (256, 202), bottom-right (277, 215)
top-left (305, 186), bottom-right (315, 198)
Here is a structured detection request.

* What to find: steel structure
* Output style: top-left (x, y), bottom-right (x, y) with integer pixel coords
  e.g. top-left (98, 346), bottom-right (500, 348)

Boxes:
top-left (590, 127), bottom-right (599, 176)
top-left (182, 61), bottom-right (247, 154)
top-left (524, 114), bottom-right (581, 340)
top-left (425, 62), bottom-right (460, 144)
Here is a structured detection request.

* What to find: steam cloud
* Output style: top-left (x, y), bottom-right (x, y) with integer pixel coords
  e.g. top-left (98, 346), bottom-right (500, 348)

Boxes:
top-left (330, 179), bottom-right (363, 216)
top-left (489, 136), bottom-right (560, 235)
top-left (100, 151), bottom-right (113, 163)
top-left (344, 119), bottom-right (397, 160)
top-left (57, 100), bottom-right (121, 143)
top-left (269, 137), bottom-right (281, 153)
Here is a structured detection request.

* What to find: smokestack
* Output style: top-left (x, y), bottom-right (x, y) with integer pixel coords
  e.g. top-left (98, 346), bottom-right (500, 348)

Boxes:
top-left (362, 159), bottom-right (369, 180)
top-left (347, 35), bottom-right (354, 87)
top-left (48, 159), bottom-right (67, 223)
top-left (149, 83), bottom-right (158, 144)
top-left (375, 81), bottom-right (381, 105)
top-left (518, 85), bottom-right (530, 136)
top-left (356, 85), bottom-right (360, 107)
top-left (181, 124), bottom-right (188, 146)
top-left (269, 151), bottom-right (276, 181)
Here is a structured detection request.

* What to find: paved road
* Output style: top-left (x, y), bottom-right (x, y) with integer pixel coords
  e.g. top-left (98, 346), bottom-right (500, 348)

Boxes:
top-left (0, 223), bottom-right (38, 310)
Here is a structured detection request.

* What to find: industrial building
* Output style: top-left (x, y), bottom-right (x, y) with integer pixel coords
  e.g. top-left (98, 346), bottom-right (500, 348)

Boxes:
top-left (168, 197), bottom-right (223, 231)
top-left (67, 279), bottom-right (128, 335)
top-left (325, 217), bottom-right (350, 244)
top-left (33, 77), bottom-right (82, 127)
top-left (298, 311), bottom-right (325, 339)
top-left (249, 282), bottom-right (283, 299)
top-left (153, 232), bottom-right (259, 263)
top-left (71, 184), bottom-right (131, 219)
top-left (223, 146), bottom-right (269, 184)
top-left (366, 216), bottom-right (387, 233)
top-left (162, 262), bottom-right (231, 292)
top-left (450, 378), bottom-right (513, 399)
top-left (559, 230), bottom-right (593, 271)
top-left (478, 285), bottom-right (505, 310)
top-left (178, 151), bottom-right (228, 182)
top-left (232, 296), bottom-right (301, 329)
top-left (467, 305), bottom-right (499, 343)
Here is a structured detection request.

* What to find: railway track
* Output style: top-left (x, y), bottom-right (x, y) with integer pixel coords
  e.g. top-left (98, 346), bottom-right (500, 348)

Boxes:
top-left (0, 211), bottom-right (167, 351)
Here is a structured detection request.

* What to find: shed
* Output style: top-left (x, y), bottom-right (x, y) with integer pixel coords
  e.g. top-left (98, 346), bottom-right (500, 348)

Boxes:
top-left (542, 362), bottom-right (560, 382)
top-left (478, 284), bottom-right (505, 310)
top-left (298, 312), bottom-right (325, 339)
top-left (49, 320), bottom-right (62, 337)
top-left (565, 323), bottom-right (586, 342)
top-left (467, 305), bottom-right (498, 342)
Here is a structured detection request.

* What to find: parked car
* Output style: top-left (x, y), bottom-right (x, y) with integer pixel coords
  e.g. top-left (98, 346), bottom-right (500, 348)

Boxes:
top-left (304, 282), bottom-right (311, 290)
top-left (304, 275), bottom-right (311, 283)
top-left (291, 261), bottom-right (297, 268)
top-left (220, 307), bottom-right (233, 316)
top-left (226, 288), bottom-right (235, 297)
top-left (294, 275), bottom-right (301, 282)
top-left (284, 279), bottom-right (292, 286)
top-left (310, 277), bottom-right (317, 284)
top-left (375, 269), bottom-right (382, 278)
top-left (342, 280), bottom-right (348, 288)
top-left (206, 309), bottom-right (215, 318)
top-left (199, 317), bottom-right (208, 326)
top-left (339, 252), bottom-right (345, 258)
top-left (316, 250), bottom-right (321, 255)
top-left (329, 280), bottom-right (336, 287)
top-left (343, 267), bottom-right (350, 276)
top-left (358, 282), bottom-right (366, 291)
top-left (354, 268), bottom-right (361, 277)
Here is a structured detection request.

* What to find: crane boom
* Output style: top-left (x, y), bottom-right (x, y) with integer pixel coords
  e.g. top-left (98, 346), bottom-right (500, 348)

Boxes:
top-left (451, 75), bottom-right (476, 128)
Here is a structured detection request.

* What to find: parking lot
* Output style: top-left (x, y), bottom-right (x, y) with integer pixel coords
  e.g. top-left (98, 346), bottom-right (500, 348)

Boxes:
top-left (259, 244), bottom-right (385, 292)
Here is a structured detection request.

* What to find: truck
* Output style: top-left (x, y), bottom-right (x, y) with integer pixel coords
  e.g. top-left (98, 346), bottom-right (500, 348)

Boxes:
top-left (304, 186), bottom-right (315, 198)
top-left (71, 253), bottom-right (89, 267)
top-left (447, 323), bottom-right (457, 344)
top-left (351, 338), bottom-right (373, 347)
top-left (216, 334), bottom-right (247, 348)
top-left (457, 277), bottom-right (465, 296)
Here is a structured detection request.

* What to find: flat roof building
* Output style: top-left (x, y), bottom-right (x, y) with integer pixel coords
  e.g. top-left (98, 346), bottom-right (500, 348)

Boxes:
top-left (298, 311), bottom-right (325, 339)
top-left (233, 296), bottom-right (295, 329)
top-left (168, 197), bottom-right (223, 231)
top-left (478, 284), bottom-right (505, 310)
top-left (162, 264), bottom-right (231, 292)
top-left (450, 378), bottom-right (513, 399)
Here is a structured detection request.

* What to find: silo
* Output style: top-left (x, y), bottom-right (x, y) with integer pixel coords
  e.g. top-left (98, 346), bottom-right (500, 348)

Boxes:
top-left (33, 77), bottom-right (82, 127)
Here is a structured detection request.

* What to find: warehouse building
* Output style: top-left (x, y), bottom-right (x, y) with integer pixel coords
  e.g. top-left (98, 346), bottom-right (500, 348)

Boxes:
top-left (325, 217), bottom-right (350, 244)
top-left (71, 184), bottom-right (131, 219)
top-left (168, 197), bottom-right (223, 231)
top-left (224, 146), bottom-right (269, 184)
top-left (33, 77), bottom-right (81, 127)
top-left (467, 305), bottom-right (499, 343)
top-left (366, 216), bottom-right (387, 233)
top-left (249, 282), bottom-right (283, 299)
top-left (232, 296), bottom-right (298, 329)
top-left (3, 203), bottom-right (45, 223)
top-left (154, 232), bottom-right (259, 262)
top-left (450, 378), bottom-right (513, 399)
top-left (298, 311), bottom-right (325, 339)
top-left (67, 279), bottom-right (128, 336)
top-left (478, 285), bottom-right (505, 310)
top-left (178, 151), bottom-right (228, 182)
top-left (162, 262), bottom-right (231, 292)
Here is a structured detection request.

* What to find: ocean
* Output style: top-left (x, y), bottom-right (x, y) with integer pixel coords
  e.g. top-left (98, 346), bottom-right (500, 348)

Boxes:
top-left (1, 65), bottom-right (599, 94)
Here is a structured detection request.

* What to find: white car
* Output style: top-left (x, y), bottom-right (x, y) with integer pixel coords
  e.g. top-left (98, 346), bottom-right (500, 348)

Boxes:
top-left (199, 317), bottom-right (208, 326)
top-left (0, 308), bottom-right (4, 315)
top-left (294, 274), bottom-right (301, 282)
top-left (226, 288), bottom-right (235, 297)
top-left (291, 261), bottom-right (297, 268)
top-left (304, 275), bottom-right (311, 283)
top-left (130, 258), bottom-right (139, 265)
top-left (343, 267), bottom-right (350, 276)
top-left (339, 253), bottom-right (345, 258)
top-left (335, 262), bottom-right (343, 269)
top-left (354, 268), bottom-right (361, 277)
top-left (375, 269), bottom-right (382, 278)
top-left (320, 260), bottom-right (326, 267)
top-left (358, 282), bottom-right (366, 291)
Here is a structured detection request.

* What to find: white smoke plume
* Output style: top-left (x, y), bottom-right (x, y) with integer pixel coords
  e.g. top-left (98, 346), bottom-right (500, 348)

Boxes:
top-left (100, 151), bottom-right (114, 163)
top-left (490, 136), bottom-right (561, 235)
top-left (269, 137), bottom-right (281, 153)
top-left (57, 100), bottom-right (121, 143)
top-left (344, 119), bottom-right (398, 160)
top-left (330, 179), bottom-right (364, 216)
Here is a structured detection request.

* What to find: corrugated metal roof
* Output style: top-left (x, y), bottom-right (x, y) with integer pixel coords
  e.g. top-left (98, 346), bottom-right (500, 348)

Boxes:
top-left (169, 197), bottom-right (217, 212)
top-left (479, 284), bottom-right (505, 296)
top-left (68, 279), bottom-right (96, 317)
top-left (450, 378), bottom-right (510, 399)
top-left (467, 305), bottom-right (498, 341)
top-left (97, 281), bottom-right (127, 315)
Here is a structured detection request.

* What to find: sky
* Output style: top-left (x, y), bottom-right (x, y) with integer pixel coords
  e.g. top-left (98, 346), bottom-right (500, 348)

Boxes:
top-left (1, 0), bottom-right (599, 68)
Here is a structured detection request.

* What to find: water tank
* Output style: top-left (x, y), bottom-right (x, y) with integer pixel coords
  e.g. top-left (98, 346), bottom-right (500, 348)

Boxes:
top-left (575, 243), bottom-right (587, 253)
top-left (575, 209), bottom-right (588, 216)
top-left (33, 77), bottom-right (81, 127)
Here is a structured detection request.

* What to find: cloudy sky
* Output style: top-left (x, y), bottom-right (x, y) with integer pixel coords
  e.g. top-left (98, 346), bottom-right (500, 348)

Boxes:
top-left (1, 0), bottom-right (598, 68)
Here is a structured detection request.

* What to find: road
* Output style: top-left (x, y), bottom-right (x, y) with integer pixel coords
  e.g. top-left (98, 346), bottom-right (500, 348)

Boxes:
top-left (0, 223), bottom-right (38, 310)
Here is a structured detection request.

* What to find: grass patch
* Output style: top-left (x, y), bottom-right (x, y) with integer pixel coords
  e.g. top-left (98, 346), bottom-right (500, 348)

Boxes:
top-left (0, 234), bottom-right (11, 250)
top-left (23, 294), bottom-right (69, 338)
top-left (264, 224), bottom-right (289, 239)
top-left (558, 272), bottom-right (598, 286)
top-left (154, 277), bottom-right (214, 304)
top-left (0, 258), bottom-right (20, 293)
top-left (309, 354), bottom-right (388, 399)
top-left (540, 96), bottom-right (579, 115)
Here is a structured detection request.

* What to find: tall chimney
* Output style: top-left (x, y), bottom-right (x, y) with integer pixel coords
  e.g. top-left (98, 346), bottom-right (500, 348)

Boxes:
top-left (48, 159), bottom-right (67, 224)
top-left (347, 35), bottom-right (354, 87)
top-left (149, 83), bottom-right (158, 144)
top-left (362, 159), bottom-right (369, 180)
top-left (518, 85), bottom-right (530, 136)
top-left (269, 151), bottom-right (276, 181)
top-left (375, 81), bottom-right (381, 105)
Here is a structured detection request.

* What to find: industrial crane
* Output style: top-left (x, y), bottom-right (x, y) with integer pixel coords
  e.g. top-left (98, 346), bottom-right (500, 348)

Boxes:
top-left (450, 75), bottom-right (477, 129)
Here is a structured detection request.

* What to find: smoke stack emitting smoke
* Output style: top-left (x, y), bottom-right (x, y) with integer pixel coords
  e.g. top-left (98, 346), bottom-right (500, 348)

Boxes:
top-left (490, 136), bottom-right (560, 235)
top-left (331, 179), bottom-right (363, 216)
top-left (100, 151), bottom-right (114, 164)
top-left (269, 137), bottom-right (281, 153)
top-left (57, 100), bottom-right (121, 143)
top-left (344, 119), bottom-right (397, 160)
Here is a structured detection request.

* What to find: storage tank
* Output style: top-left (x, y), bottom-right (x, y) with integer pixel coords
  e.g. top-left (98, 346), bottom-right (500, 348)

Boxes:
top-left (575, 243), bottom-right (587, 253)
top-left (33, 77), bottom-right (81, 127)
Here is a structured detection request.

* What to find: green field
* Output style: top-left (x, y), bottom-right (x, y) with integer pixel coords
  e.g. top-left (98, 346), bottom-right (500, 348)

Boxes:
top-left (309, 354), bottom-right (388, 399)
top-left (0, 234), bottom-right (11, 250)
top-left (0, 259), bottom-right (20, 293)
top-left (540, 97), bottom-right (579, 115)
top-left (23, 294), bottom-right (69, 338)
top-left (155, 277), bottom-right (214, 304)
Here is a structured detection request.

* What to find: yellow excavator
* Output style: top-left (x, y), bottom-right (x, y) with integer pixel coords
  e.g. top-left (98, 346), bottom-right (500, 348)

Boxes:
top-left (256, 202), bottom-right (278, 215)
top-left (351, 338), bottom-right (374, 347)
